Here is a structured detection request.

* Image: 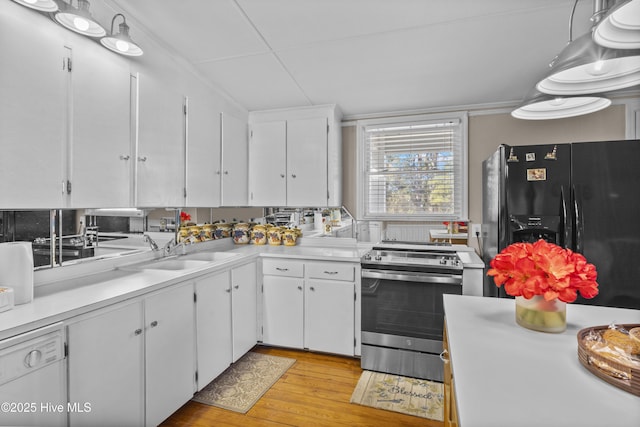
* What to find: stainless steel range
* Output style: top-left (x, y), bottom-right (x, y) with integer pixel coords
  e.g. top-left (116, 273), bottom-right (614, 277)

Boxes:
top-left (360, 242), bottom-right (482, 382)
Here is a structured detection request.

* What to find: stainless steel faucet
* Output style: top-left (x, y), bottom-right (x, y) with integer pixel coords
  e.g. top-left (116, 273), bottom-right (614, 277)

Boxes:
top-left (143, 234), bottom-right (160, 251)
top-left (163, 238), bottom-right (186, 256)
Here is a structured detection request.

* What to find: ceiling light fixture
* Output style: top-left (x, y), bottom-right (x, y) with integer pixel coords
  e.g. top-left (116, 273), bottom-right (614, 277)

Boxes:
top-left (11, 0), bottom-right (58, 12)
top-left (536, 0), bottom-right (640, 96)
top-left (593, 0), bottom-right (640, 49)
top-left (54, 0), bottom-right (105, 37)
top-left (511, 89), bottom-right (611, 120)
top-left (100, 14), bottom-right (143, 56)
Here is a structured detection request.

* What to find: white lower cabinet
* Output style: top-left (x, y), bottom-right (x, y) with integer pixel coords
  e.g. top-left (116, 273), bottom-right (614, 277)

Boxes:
top-left (195, 270), bottom-right (232, 390)
top-left (195, 262), bottom-right (257, 390)
top-left (261, 259), bottom-right (356, 356)
top-left (67, 283), bottom-right (195, 427)
top-left (231, 262), bottom-right (258, 362)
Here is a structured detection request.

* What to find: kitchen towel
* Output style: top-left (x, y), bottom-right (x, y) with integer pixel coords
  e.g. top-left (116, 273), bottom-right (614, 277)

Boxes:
top-left (0, 242), bottom-right (34, 305)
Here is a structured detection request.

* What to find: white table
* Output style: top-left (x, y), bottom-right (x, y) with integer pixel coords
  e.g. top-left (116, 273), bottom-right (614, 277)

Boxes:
top-left (444, 294), bottom-right (640, 427)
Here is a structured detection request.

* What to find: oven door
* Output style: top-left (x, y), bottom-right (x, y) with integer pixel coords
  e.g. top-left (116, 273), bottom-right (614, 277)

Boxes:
top-left (361, 269), bottom-right (462, 346)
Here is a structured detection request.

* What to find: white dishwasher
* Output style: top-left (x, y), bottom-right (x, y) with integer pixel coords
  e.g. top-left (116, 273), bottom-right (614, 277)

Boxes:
top-left (0, 323), bottom-right (67, 427)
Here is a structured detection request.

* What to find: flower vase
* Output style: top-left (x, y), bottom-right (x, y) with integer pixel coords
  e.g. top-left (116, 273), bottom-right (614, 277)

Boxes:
top-left (515, 295), bottom-right (566, 333)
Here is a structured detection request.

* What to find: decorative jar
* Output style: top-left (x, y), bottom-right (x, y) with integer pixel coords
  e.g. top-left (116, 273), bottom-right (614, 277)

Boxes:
top-left (232, 223), bottom-right (251, 244)
top-left (515, 295), bottom-right (566, 333)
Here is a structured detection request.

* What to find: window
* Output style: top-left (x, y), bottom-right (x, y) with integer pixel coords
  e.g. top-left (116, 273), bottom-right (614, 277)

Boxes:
top-left (357, 112), bottom-right (468, 220)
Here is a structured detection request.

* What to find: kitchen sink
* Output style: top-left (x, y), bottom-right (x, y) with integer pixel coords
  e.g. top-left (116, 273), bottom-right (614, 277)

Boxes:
top-left (181, 252), bottom-right (239, 262)
top-left (135, 259), bottom-right (210, 271)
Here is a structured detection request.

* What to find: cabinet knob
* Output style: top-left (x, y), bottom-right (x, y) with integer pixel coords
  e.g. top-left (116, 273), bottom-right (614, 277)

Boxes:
top-left (291, 174), bottom-right (297, 178)
top-left (225, 288), bottom-right (231, 293)
top-left (150, 320), bottom-right (158, 328)
top-left (138, 156), bottom-right (147, 162)
top-left (234, 285), bottom-right (239, 290)
top-left (224, 171), bottom-right (229, 175)
top-left (134, 328), bottom-right (143, 336)
top-left (439, 349), bottom-right (449, 362)
top-left (297, 286), bottom-right (302, 290)
top-left (310, 286), bottom-right (315, 291)
top-left (119, 155), bottom-right (130, 161)
top-left (216, 171), bottom-right (221, 175)
top-left (280, 174), bottom-right (285, 178)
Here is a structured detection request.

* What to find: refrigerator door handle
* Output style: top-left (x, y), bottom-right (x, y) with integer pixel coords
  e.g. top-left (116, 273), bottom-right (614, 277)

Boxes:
top-left (573, 185), bottom-right (584, 253)
top-left (560, 186), bottom-right (572, 250)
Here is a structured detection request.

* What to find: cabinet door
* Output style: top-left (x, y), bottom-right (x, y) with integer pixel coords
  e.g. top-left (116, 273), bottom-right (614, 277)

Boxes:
top-left (0, 4), bottom-right (66, 208)
top-left (221, 112), bottom-right (248, 206)
top-left (262, 275), bottom-right (304, 348)
top-left (195, 271), bottom-right (232, 390)
top-left (69, 39), bottom-right (132, 208)
top-left (186, 95), bottom-right (221, 207)
top-left (145, 284), bottom-right (195, 427)
top-left (249, 121), bottom-right (287, 206)
top-left (67, 301), bottom-right (144, 427)
top-left (231, 262), bottom-right (257, 361)
top-left (137, 74), bottom-right (186, 207)
top-left (305, 279), bottom-right (355, 355)
top-left (287, 117), bottom-right (328, 206)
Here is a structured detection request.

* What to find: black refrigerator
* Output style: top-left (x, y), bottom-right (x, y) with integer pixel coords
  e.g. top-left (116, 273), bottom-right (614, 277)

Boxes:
top-left (482, 140), bottom-right (640, 310)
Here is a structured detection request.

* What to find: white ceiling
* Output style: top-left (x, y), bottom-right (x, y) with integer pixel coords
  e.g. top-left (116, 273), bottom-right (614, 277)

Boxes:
top-left (110, 0), bottom-right (596, 117)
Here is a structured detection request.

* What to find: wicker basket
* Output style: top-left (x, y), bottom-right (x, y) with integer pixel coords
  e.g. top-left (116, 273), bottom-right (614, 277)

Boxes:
top-left (577, 324), bottom-right (640, 396)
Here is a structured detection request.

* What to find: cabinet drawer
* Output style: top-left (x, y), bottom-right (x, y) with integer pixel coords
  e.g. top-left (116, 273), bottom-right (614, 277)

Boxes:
top-left (307, 262), bottom-right (355, 282)
top-left (262, 259), bottom-right (304, 277)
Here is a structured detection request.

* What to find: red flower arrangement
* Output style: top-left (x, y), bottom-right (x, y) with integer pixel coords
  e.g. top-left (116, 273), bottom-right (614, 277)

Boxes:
top-left (487, 239), bottom-right (599, 303)
top-left (180, 211), bottom-right (191, 224)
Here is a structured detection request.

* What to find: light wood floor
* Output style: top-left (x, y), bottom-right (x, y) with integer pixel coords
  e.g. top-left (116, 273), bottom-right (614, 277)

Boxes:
top-left (160, 346), bottom-right (444, 427)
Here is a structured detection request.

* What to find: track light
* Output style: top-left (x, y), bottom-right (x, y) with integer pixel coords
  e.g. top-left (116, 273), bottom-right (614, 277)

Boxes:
top-left (101, 14), bottom-right (143, 56)
top-left (511, 89), bottom-right (611, 120)
top-left (54, 0), bottom-right (106, 37)
top-left (593, 0), bottom-right (640, 49)
top-left (11, 0), bottom-right (58, 12)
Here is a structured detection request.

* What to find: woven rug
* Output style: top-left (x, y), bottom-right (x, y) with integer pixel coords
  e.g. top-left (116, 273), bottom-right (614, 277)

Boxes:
top-left (350, 371), bottom-right (444, 421)
top-left (192, 351), bottom-right (296, 413)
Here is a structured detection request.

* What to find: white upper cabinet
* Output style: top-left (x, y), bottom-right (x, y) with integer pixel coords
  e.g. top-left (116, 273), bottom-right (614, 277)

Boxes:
top-left (136, 74), bottom-right (186, 207)
top-left (0, 4), bottom-right (67, 209)
top-left (249, 121), bottom-right (287, 206)
top-left (185, 95), bottom-right (222, 207)
top-left (68, 38), bottom-right (133, 208)
top-left (248, 105), bottom-right (342, 207)
top-left (221, 112), bottom-right (249, 206)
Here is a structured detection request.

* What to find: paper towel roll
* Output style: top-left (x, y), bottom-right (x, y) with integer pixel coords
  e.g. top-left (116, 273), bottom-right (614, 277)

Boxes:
top-left (0, 242), bottom-right (34, 305)
top-left (314, 212), bottom-right (323, 231)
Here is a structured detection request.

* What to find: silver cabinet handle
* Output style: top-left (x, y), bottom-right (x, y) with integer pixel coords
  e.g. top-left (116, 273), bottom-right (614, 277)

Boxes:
top-left (150, 320), bottom-right (158, 328)
top-left (297, 286), bottom-right (302, 290)
top-left (324, 271), bottom-right (338, 275)
top-left (291, 174), bottom-right (297, 178)
top-left (138, 156), bottom-right (147, 162)
top-left (119, 155), bottom-right (130, 160)
top-left (134, 328), bottom-right (143, 335)
top-left (276, 267), bottom-right (289, 272)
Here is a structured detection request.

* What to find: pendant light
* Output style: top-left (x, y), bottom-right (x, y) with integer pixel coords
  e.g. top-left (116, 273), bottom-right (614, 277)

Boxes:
top-left (101, 14), bottom-right (143, 56)
top-left (593, 0), bottom-right (640, 49)
top-left (536, 0), bottom-right (640, 96)
top-left (11, 0), bottom-right (58, 12)
top-left (54, 0), bottom-right (105, 38)
top-left (511, 89), bottom-right (611, 120)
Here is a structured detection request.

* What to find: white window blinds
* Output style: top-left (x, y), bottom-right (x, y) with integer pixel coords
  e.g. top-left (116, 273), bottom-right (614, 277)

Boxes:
top-left (362, 117), bottom-right (465, 219)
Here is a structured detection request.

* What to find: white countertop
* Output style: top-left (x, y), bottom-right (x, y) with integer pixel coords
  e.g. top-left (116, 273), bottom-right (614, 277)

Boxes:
top-left (443, 295), bottom-right (640, 427)
top-left (0, 238), bottom-right (363, 341)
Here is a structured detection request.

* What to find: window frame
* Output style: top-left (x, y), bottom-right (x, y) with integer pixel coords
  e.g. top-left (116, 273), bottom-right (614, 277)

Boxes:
top-left (356, 111), bottom-right (469, 221)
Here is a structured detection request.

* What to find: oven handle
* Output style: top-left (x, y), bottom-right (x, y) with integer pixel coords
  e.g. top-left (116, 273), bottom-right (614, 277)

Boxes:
top-left (362, 269), bottom-right (462, 285)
